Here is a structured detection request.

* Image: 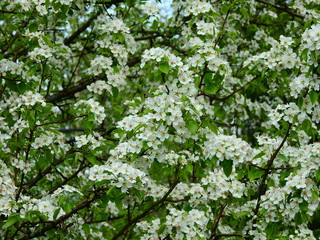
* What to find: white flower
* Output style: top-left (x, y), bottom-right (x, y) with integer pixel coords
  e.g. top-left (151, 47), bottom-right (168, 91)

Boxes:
top-left (141, 2), bottom-right (159, 15)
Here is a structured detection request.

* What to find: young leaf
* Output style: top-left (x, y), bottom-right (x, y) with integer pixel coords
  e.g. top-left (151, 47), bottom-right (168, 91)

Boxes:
top-left (159, 62), bottom-right (169, 74)
top-left (248, 168), bottom-right (264, 181)
top-left (309, 91), bottom-right (318, 105)
top-left (185, 119), bottom-right (198, 134)
top-left (221, 159), bottom-right (233, 177)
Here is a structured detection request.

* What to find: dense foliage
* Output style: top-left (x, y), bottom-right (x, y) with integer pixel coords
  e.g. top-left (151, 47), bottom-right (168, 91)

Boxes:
top-left (0, 0), bottom-right (320, 239)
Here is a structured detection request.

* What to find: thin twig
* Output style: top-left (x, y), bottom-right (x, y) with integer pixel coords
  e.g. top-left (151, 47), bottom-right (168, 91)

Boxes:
top-left (253, 123), bottom-right (292, 215)
top-left (255, 0), bottom-right (304, 19)
top-left (208, 200), bottom-right (228, 240)
top-left (111, 169), bottom-right (180, 240)
top-left (199, 75), bottom-right (260, 102)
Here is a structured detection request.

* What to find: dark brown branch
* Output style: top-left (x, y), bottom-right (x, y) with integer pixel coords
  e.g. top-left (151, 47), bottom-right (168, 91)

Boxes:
top-left (86, 215), bottom-right (125, 224)
top-left (208, 200), bottom-right (228, 240)
top-left (213, 6), bottom-right (231, 49)
top-left (253, 123), bottom-right (292, 215)
top-left (199, 75), bottom-right (260, 102)
top-left (111, 175), bottom-right (179, 240)
top-left (18, 190), bottom-right (102, 240)
top-left (63, 12), bottom-right (100, 46)
top-left (22, 149), bottom-right (76, 188)
top-left (199, 7), bottom-right (229, 90)
top-left (250, 163), bottom-right (294, 171)
top-left (48, 162), bottom-right (89, 194)
top-left (249, 20), bottom-right (281, 27)
top-left (35, 115), bottom-right (87, 127)
top-left (46, 78), bottom-right (95, 103)
top-left (164, 197), bottom-right (189, 203)
top-left (46, 56), bottom-right (140, 104)
top-left (135, 35), bottom-right (161, 41)
top-left (0, 10), bottom-right (18, 14)
top-left (255, 0), bottom-right (304, 19)
top-left (15, 129), bottom-right (35, 201)
top-left (214, 233), bottom-right (243, 239)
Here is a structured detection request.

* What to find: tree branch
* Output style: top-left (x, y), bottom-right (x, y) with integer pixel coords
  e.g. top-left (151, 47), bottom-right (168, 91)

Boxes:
top-left (48, 162), bottom-right (89, 194)
top-left (214, 233), bottom-right (243, 239)
top-left (22, 149), bottom-right (76, 188)
top-left (111, 174), bottom-right (179, 240)
top-left (199, 75), bottom-right (260, 102)
top-left (255, 0), bottom-right (304, 19)
top-left (253, 123), bottom-right (292, 215)
top-left (208, 200), bottom-right (228, 240)
top-left (63, 12), bottom-right (100, 46)
top-left (18, 189), bottom-right (102, 240)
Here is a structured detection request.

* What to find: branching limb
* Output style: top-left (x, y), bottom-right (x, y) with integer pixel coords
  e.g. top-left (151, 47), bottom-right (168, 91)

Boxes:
top-left (255, 0), bottom-right (304, 19)
top-left (199, 75), bottom-right (260, 102)
top-left (111, 169), bottom-right (180, 240)
top-left (253, 123), bottom-right (292, 215)
top-left (208, 199), bottom-right (228, 240)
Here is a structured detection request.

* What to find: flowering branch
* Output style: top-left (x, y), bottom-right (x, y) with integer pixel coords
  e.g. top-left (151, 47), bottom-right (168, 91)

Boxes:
top-left (199, 74), bottom-right (260, 102)
top-left (208, 200), bottom-right (228, 240)
top-left (111, 169), bottom-right (180, 240)
top-left (253, 123), bottom-right (292, 216)
top-left (255, 0), bottom-right (304, 19)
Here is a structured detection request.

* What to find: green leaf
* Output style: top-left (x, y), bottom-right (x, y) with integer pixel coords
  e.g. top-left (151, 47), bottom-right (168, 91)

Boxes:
top-left (151, 20), bottom-right (158, 30)
top-left (316, 168), bottom-right (320, 181)
top-left (106, 187), bottom-right (116, 198)
top-left (204, 73), bottom-right (213, 85)
top-left (134, 189), bottom-right (144, 201)
top-left (294, 212), bottom-right (303, 225)
top-left (46, 229), bottom-right (56, 238)
top-left (277, 154), bottom-right (288, 162)
top-left (280, 69), bottom-right (288, 78)
top-left (265, 223), bottom-right (279, 237)
top-left (309, 91), bottom-right (318, 105)
top-left (302, 119), bottom-right (311, 132)
top-left (159, 62), bottom-right (169, 74)
top-left (203, 85), bottom-right (219, 95)
top-left (63, 202), bottom-right (73, 213)
top-left (300, 48), bottom-right (308, 62)
top-left (311, 50), bottom-right (317, 63)
top-left (29, 22), bottom-right (38, 32)
top-left (17, 82), bottom-right (27, 94)
top-left (5, 80), bottom-right (18, 92)
top-left (212, 11), bottom-right (221, 19)
top-left (4, 214), bottom-right (20, 228)
top-left (253, 152), bottom-right (265, 159)
top-left (82, 223), bottom-right (90, 235)
top-left (53, 208), bottom-right (61, 220)
top-left (87, 156), bottom-right (97, 165)
top-left (214, 107), bottom-right (226, 119)
top-left (248, 168), bottom-right (264, 181)
top-left (240, 8), bottom-right (249, 19)
top-left (236, 211), bottom-right (250, 218)
top-left (206, 121), bottom-right (218, 134)
top-left (158, 224), bottom-right (166, 235)
top-left (297, 96), bottom-right (303, 110)
top-left (185, 119), bottom-right (198, 134)
top-left (221, 3), bottom-right (231, 15)
top-left (299, 201), bottom-right (308, 213)
top-left (221, 159), bottom-right (233, 177)
top-left (113, 104), bottom-right (123, 113)
top-left (185, 164), bottom-right (193, 174)
top-left (311, 188), bottom-right (318, 200)
top-left (112, 86), bottom-right (119, 98)
top-left (38, 156), bottom-right (48, 169)
top-left (42, 36), bottom-right (54, 47)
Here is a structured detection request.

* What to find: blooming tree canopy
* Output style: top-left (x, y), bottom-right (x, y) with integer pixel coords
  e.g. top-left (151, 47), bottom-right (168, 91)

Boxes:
top-left (0, 0), bottom-right (320, 239)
